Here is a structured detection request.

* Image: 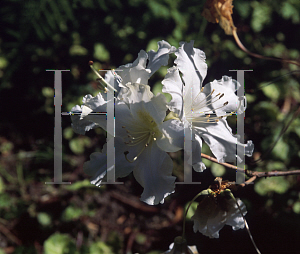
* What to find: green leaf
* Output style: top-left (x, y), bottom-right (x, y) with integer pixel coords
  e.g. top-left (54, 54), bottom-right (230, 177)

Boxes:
top-left (135, 233), bottom-right (147, 244)
top-left (152, 82), bottom-right (171, 102)
top-left (63, 127), bottom-right (73, 140)
top-left (89, 241), bottom-right (113, 254)
top-left (0, 193), bottom-right (11, 208)
top-left (272, 139), bottom-right (289, 161)
top-left (254, 177), bottom-right (289, 196)
top-left (42, 87), bottom-right (54, 98)
top-left (61, 205), bottom-right (84, 221)
top-left (261, 83), bottom-right (281, 102)
top-left (251, 1), bottom-right (272, 32)
top-left (37, 212), bottom-right (52, 227)
top-left (281, 2), bottom-right (300, 23)
top-left (293, 201), bottom-right (300, 214)
top-left (69, 45), bottom-right (88, 56)
top-left (44, 233), bottom-right (77, 254)
top-left (211, 163), bottom-right (226, 177)
top-left (94, 43), bottom-right (110, 62)
top-left (64, 179), bottom-right (99, 191)
top-left (69, 136), bottom-right (91, 154)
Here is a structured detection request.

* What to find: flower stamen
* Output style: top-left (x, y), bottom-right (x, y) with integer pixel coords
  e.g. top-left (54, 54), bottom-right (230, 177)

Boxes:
top-left (122, 122), bottom-right (158, 163)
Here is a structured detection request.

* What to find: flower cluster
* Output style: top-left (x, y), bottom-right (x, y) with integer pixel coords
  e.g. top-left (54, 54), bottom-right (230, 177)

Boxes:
top-left (71, 40), bottom-right (254, 237)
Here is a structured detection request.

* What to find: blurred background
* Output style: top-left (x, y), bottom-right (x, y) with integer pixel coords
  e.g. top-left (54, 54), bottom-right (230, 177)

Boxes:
top-left (0, 0), bottom-right (300, 253)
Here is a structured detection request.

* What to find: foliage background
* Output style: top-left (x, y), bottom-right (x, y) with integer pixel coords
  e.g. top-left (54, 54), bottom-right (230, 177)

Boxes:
top-left (0, 0), bottom-right (300, 253)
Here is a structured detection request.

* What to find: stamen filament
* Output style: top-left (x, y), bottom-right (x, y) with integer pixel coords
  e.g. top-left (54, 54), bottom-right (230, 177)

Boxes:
top-left (89, 61), bottom-right (117, 93)
top-left (124, 140), bottom-right (150, 163)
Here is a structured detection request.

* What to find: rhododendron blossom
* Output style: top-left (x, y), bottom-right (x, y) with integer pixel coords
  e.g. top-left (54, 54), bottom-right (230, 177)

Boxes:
top-left (162, 41), bottom-right (254, 172)
top-left (192, 194), bottom-right (247, 238)
top-left (71, 41), bottom-right (184, 205)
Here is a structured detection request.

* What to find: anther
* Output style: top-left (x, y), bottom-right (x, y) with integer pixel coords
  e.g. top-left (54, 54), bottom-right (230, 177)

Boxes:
top-left (223, 101), bottom-right (228, 106)
top-left (219, 93), bottom-right (224, 99)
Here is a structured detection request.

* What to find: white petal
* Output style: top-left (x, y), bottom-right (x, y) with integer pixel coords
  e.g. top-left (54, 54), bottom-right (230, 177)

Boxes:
top-left (116, 50), bottom-right (151, 85)
top-left (192, 196), bottom-right (220, 238)
top-left (129, 92), bottom-right (167, 127)
top-left (200, 76), bottom-right (245, 116)
top-left (206, 210), bottom-right (227, 238)
top-left (114, 101), bottom-right (137, 137)
top-left (83, 138), bottom-right (135, 186)
top-left (117, 83), bottom-right (153, 104)
top-left (71, 105), bottom-right (99, 135)
top-left (226, 198), bottom-right (247, 230)
top-left (82, 93), bottom-right (107, 112)
top-left (133, 142), bottom-right (175, 205)
top-left (194, 119), bottom-right (254, 163)
top-left (192, 134), bottom-right (206, 172)
top-left (147, 40), bottom-right (176, 76)
top-left (175, 41), bottom-right (207, 104)
top-left (157, 119), bottom-right (184, 152)
top-left (162, 66), bottom-right (184, 118)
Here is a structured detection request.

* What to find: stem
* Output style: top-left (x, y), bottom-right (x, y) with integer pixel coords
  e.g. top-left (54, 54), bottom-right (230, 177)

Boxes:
top-left (232, 29), bottom-right (300, 67)
top-left (182, 192), bottom-right (203, 240)
top-left (230, 193), bottom-right (261, 254)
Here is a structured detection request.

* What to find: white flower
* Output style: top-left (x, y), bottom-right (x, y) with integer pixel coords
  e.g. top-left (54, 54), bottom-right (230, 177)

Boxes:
top-left (103, 40), bottom-right (176, 93)
top-left (164, 236), bottom-right (198, 254)
top-left (191, 194), bottom-right (247, 238)
top-left (162, 40), bottom-right (254, 172)
top-left (71, 41), bottom-right (184, 205)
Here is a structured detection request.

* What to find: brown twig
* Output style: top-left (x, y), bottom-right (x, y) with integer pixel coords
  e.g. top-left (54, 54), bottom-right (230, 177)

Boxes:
top-left (0, 221), bottom-right (22, 245)
top-left (201, 153), bottom-right (245, 173)
top-left (201, 153), bottom-right (300, 186)
top-left (232, 29), bottom-right (300, 67)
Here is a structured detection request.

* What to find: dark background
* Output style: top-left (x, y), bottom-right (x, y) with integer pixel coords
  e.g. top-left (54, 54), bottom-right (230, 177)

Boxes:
top-left (0, 0), bottom-right (300, 253)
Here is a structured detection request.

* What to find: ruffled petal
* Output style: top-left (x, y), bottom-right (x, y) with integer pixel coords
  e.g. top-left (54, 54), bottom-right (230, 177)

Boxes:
top-left (133, 142), bottom-right (175, 205)
top-left (200, 76), bottom-right (245, 116)
top-left (206, 210), bottom-right (227, 238)
top-left (162, 66), bottom-right (184, 118)
top-left (117, 83), bottom-right (153, 104)
top-left (116, 50), bottom-right (151, 85)
top-left (70, 93), bottom-right (110, 134)
top-left (226, 198), bottom-right (247, 230)
top-left (83, 137), bottom-right (135, 186)
top-left (104, 70), bottom-right (123, 93)
top-left (192, 196), bottom-right (221, 238)
top-left (194, 118), bottom-right (254, 163)
top-left (157, 119), bottom-right (184, 152)
top-left (147, 40), bottom-right (176, 76)
top-left (175, 41), bottom-right (207, 107)
top-left (81, 93), bottom-right (107, 113)
top-left (71, 105), bottom-right (99, 135)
